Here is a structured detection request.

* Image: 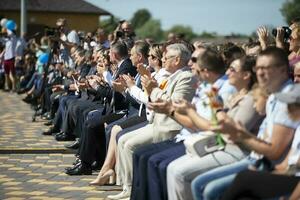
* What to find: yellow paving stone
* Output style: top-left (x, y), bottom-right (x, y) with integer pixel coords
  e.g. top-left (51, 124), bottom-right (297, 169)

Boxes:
top-left (28, 173), bottom-right (43, 176)
top-left (0, 164), bottom-right (15, 167)
top-left (0, 178), bottom-right (15, 182)
top-left (81, 178), bottom-right (95, 181)
top-left (46, 198), bottom-right (65, 200)
top-left (20, 135), bottom-right (35, 138)
top-left (36, 156), bottom-right (50, 159)
top-left (22, 139), bottom-right (37, 141)
top-left (0, 156), bottom-right (9, 159)
top-left (29, 163), bottom-right (44, 167)
top-left (16, 170), bottom-right (32, 173)
top-left (7, 159), bottom-right (20, 161)
top-left (57, 173), bottom-right (68, 176)
top-left (39, 140), bottom-right (53, 142)
top-left (47, 160), bottom-right (62, 163)
top-left (5, 187), bottom-right (24, 190)
top-left (59, 186), bottom-right (92, 191)
top-left (8, 167), bottom-right (24, 171)
top-left (1, 135), bottom-right (14, 138)
top-left (39, 181), bottom-right (72, 185)
top-left (49, 153), bottom-right (63, 156)
top-left (58, 164), bottom-right (71, 167)
top-left (86, 190), bottom-right (105, 194)
top-left (11, 142), bottom-right (23, 144)
top-left (62, 154), bottom-right (74, 158)
top-left (0, 174), bottom-right (7, 178)
top-left (47, 171), bottom-right (60, 175)
top-left (29, 197), bottom-right (54, 200)
top-left (4, 146), bottom-right (18, 148)
top-left (3, 198), bottom-right (26, 200)
top-left (2, 182), bottom-right (22, 186)
top-left (1, 129), bottom-right (15, 131)
top-left (41, 165), bottom-right (57, 169)
top-left (30, 143), bottom-right (49, 146)
top-left (28, 191), bottom-right (47, 196)
top-left (27, 179), bottom-right (46, 183)
top-left (20, 159), bottom-right (35, 163)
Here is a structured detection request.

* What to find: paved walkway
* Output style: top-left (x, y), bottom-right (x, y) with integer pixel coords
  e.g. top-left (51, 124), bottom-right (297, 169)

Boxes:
top-left (0, 91), bottom-right (120, 200)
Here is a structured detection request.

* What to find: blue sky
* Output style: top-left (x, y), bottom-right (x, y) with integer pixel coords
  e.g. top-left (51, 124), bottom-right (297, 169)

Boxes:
top-left (86, 0), bottom-right (287, 35)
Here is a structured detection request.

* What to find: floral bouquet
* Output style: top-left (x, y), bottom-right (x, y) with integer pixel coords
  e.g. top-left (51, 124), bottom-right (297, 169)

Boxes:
top-left (206, 87), bottom-right (226, 147)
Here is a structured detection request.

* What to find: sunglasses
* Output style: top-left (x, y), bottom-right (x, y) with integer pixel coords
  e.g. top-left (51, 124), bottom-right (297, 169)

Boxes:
top-left (149, 54), bottom-right (157, 59)
top-left (191, 57), bottom-right (197, 63)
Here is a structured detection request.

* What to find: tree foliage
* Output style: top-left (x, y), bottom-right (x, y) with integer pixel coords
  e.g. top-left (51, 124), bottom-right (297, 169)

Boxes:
top-left (281, 0), bottom-right (300, 24)
top-left (130, 9), bottom-right (152, 29)
top-left (198, 31), bottom-right (217, 39)
top-left (136, 19), bottom-right (164, 41)
top-left (166, 25), bottom-right (197, 41)
top-left (99, 16), bottom-right (119, 34)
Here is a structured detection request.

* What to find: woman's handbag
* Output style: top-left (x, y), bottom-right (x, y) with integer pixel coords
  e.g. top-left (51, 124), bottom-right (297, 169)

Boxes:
top-left (184, 132), bottom-right (225, 157)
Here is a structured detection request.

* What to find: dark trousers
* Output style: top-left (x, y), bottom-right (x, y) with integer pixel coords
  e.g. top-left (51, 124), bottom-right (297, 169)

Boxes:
top-left (49, 91), bottom-right (65, 119)
top-left (147, 142), bottom-right (185, 200)
top-left (222, 170), bottom-right (300, 200)
top-left (42, 86), bottom-right (52, 113)
top-left (61, 98), bottom-right (103, 137)
top-left (130, 140), bottom-right (185, 200)
top-left (79, 109), bottom-right (125, 165)
top-left (52, 94), bottom-right (77, 132)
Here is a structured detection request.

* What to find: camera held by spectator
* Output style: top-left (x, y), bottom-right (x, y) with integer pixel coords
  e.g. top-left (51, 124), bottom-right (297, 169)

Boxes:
top-left (272, 26), bottom-right (292, 41)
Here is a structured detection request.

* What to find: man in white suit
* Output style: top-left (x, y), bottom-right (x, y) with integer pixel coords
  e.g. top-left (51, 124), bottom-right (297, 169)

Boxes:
top-left (108, 43), bottom-right (197, 199)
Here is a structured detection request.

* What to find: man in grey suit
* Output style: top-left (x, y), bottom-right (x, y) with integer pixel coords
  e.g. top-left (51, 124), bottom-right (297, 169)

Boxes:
top-left (108, 43), bottom-right (197, 199)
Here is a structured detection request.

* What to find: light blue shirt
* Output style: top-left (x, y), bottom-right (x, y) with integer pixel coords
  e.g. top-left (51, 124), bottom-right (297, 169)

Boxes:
top-left (288, 126), bottom-right (300, 166)
top-left (175, 75), bottom-right (235, 142)
top-left (251, 80), bottom-right (300, 161)
top-left (214, 75), bottom-right (237, 106)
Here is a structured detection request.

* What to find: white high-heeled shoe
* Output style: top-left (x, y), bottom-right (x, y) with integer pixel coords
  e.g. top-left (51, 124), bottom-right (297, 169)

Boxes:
top-left (89, 169), bottom-right (115, 186)
top-left (107, 185), bottom-right (131, 200)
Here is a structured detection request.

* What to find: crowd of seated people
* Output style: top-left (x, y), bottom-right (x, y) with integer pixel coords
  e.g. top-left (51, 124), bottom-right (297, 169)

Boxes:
top-left (1, 15), bottom-right (300, 200)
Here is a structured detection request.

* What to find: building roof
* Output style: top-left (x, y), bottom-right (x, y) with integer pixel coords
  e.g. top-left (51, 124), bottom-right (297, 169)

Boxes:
top-left (0, 0), bottom-right (111, 15)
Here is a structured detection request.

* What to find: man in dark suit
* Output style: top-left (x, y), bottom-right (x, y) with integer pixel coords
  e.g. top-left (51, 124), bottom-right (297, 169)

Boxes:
top-left (56, 42), bottom-right (136, 141)
top-left (65, 41), bottom-right (137, 175)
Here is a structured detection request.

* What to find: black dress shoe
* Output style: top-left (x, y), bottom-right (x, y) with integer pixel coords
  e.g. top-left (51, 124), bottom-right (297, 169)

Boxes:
top-left (65, 139), bottom-right (80, 149)
top-left (42, 128), bottom-right (60, 136)
top-left (55, 132), bottom-right (64, 137)
top-left (65, 159), bottom-right (81, 171)
top-left (22, 95), bottom-right (33, 103)
top-left (72, 157), bottom-right (81, 165)
top-left (91, 160), bottom-right (102, 171)
top-left (17, 88), bottom-right (26, 94)
top-left (65, 163), bottom-right (92, 175)
top-left (55, 133), bottom-right (75, 141)
top-left (44, 121), bottom-right (53, 126)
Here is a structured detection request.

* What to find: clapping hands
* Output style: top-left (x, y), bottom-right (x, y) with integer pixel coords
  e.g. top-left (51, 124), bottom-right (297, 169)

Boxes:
top-left (141, 75), bottom-right (158, 95)
top-left (172, 99), bottom-right (196, 115)
top-left (137, 63), bottom-right (151, 77)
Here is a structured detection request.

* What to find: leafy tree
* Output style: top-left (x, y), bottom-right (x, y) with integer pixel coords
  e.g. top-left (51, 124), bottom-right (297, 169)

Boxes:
top-left (136, 19), bottom-right (164, 41)
top-left (281, 0), bottom-right (300, 24)
top-left (131, 9), bottom-right (152, 29)
top-left (99, 16), bottom-right (119, 34)
top-left (198, 31), bottom-right (217, 39)
top-left (166, 25), bottom-right (197, 41)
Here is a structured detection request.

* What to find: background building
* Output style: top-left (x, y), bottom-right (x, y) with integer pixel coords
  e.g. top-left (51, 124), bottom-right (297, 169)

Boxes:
top-left (0, 0), bottom-right (112, 36)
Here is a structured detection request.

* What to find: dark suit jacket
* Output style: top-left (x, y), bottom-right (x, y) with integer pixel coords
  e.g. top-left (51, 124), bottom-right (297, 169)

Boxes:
top-left (105, 58), bottom-right (137, 113)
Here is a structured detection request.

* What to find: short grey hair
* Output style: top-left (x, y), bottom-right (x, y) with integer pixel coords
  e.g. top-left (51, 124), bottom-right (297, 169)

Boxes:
top-left (166, 43), bottom-right (191, 65)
